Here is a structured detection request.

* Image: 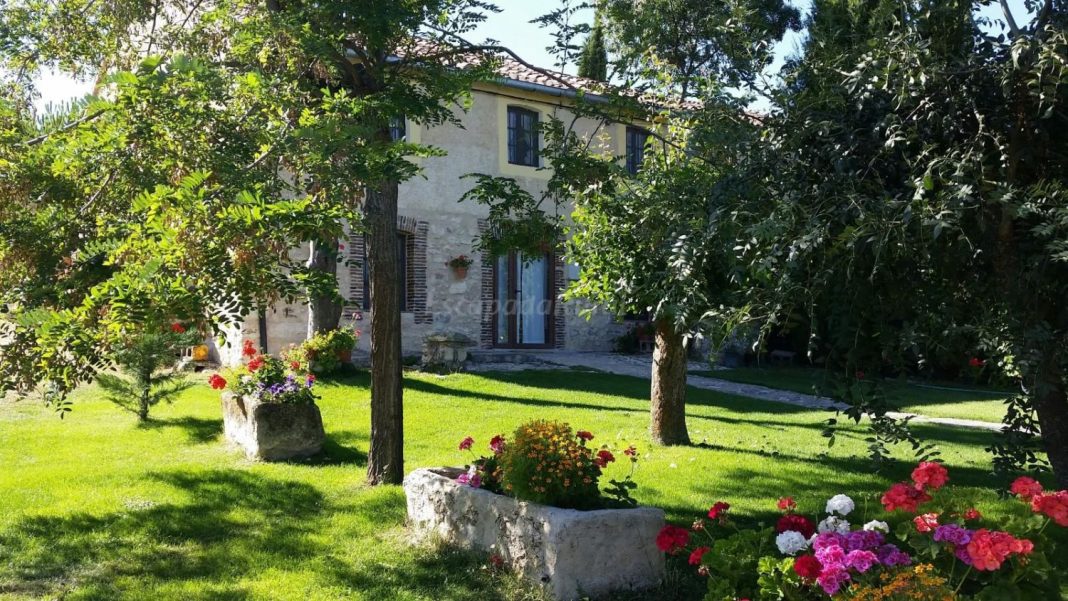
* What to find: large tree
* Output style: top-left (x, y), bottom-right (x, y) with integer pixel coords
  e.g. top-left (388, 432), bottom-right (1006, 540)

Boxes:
top-left (746, 0), bottom-right (1068, 484)
top-left (0, 0), bottom-right (495, 484)
top-left (466, 0), bottom-right (799, 445)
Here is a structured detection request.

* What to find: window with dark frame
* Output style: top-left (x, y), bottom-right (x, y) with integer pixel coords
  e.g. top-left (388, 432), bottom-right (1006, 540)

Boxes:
top-left (362, 233), bottom-right (411, 311)
top-left (389, 116), bottom-right (406, 142)
top-left (625, 126), bottom-right (650, 175)
top-left (507, 106), bottom-right (539, 167)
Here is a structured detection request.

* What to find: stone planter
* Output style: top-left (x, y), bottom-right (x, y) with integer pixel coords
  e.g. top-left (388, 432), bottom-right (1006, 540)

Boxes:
top-left (404, 468), bottom-right (665, 600)
top-left (221, 393), bottom-right (325, 461)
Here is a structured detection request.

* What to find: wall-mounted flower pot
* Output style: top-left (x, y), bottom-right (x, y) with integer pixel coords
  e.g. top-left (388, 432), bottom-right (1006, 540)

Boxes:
top-left (452, 266), bottom-right (469, 279)
top-left (336, 348), bottom-right (352, 364)
top-left (404, 468), bottom-right (665, 600)
top-left (221, 393), bottom-right (325, 461)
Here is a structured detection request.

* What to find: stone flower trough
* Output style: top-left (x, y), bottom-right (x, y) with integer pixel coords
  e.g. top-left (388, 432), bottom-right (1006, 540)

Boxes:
top-left (404, 468), bottom-right (665, 600)
top-left (221, 392), bottom-right (325, 461)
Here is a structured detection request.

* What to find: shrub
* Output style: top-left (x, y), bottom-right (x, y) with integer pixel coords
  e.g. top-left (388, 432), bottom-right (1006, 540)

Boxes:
top-left (498, 420), bottom-right (603, 509)
top-left (455, 421), bottom-right (640, 510)
top-left (285, 326), bottom-right (360, 375)
top-left (96, 322), bottom-right (198, 422)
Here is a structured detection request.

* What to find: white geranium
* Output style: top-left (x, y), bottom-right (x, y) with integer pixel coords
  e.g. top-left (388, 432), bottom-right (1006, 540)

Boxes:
top-left (775, 530), bottom-right (809, 556)
top-left (818, 516), bottom-right (851, 534)
top-left (825, 494), bottom-right (855, 516)
top-left (863, 520), bottom-right (890, 533)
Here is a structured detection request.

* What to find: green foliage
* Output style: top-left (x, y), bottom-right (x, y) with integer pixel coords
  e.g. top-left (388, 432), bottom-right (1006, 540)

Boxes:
top-left (576, 17), bottom-right (608, 81)
top-left (287, 326), bottom-right (361, 375)
top-left (739, 0), bottom-right (1068, 481)
top-left (95, 323), bottom-right (198, 421)
top-left (0, 0), bottom-right (497, 412)
top-left (700, 528), bottom-right (775, 600)
top-left (497, 420), bottom-right (603, 509)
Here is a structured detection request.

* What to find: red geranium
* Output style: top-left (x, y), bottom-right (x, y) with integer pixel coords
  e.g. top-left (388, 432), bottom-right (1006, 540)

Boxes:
top-left (208, 374), bottom-right (227, 390)
top-left (1010, 476), bottom-right (1044, 500)
top-left (963, 508), bottom-right (982, 521)
top-left (290, 361), bottom-right (301, 370)
top-left (913, 513), bottom-right (940, 533)
top-left (912, 462), bottom-right (949, 491)
top-left (968, 357), bottom-right (985, 368)
top-left (623, 445), bottom-right (637, 457)
top-left (881, 482), bottom-right (932, 512)
top-left (1031, 490), bottom-right (1068, 526)
top-left (655, 525), bottom-right (690, 554)
top-left (688, 546), bottom-right (710, 566)
top-left (965, 529), bottom-right (1033, 571)
top-left (576, 430), bottom-right (594, 441)
top-left (793, 554), bottom-right (822, 580)
top-left (489, 435), bottom-right (505, 454)
top-left (170, 323), bottom-right (186, 333)
top-left (247, 356), bottom-right (264, 372)
top-left (707, 501), bottom-right (731, 520)
top-left (777, 496), bottom-right (797, 512)
top-left (458, 436), bottom-right (474, 451)
top-left (241, 339), bottom-right (257, 358)
top-left (595, 449), bottom-right (615, 468)
top-left (776, 514), bottom-right (816, 538)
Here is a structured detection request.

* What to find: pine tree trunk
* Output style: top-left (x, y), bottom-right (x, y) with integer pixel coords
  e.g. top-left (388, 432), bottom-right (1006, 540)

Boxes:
top-left (1034, 359), bottom-right (1068, 489)
top-left (306, 237), bottom-right (343, 337)
top-left (138, 370), bottom-right (151, 422)
top-left (364, 179), bottom-right (404, 485)
top-left (650, 319), bottom-right (690, 445)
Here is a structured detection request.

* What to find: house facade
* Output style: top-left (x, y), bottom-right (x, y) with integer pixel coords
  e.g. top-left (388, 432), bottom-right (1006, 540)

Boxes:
top-left (219, 59), bottom-right (651, 365)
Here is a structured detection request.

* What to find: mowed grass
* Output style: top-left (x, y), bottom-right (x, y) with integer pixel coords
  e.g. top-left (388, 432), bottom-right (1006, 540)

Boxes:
top-left (693, 367), bottom-right (1012, 423)
top-left (0, 369), bottom-right (1061, 601)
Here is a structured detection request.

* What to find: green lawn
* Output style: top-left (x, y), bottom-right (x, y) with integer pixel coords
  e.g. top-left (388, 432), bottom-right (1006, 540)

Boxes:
top-left (692, 367), bottom-right (1012, 423)
top-left (0, 369), bottom-right (1059, 600)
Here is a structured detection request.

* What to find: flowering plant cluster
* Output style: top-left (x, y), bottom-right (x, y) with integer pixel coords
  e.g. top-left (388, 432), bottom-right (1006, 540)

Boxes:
top-left (210, 340), bottom-right (316, 404)
top-left (655, 463), bottom-right (1065, 600)
top-left (283, 326), bottom-right (359, 375)
top-left (453, 420), bottom-right (639, 510)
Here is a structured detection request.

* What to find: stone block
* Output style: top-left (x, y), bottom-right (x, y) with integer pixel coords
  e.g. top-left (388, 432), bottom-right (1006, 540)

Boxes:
top-left (403, 468), bottom-right (665, 600)
top-left (221, 393), bottom-right (325, 461)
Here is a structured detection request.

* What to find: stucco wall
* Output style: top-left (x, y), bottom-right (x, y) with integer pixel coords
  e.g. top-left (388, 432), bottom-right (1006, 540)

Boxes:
top-left (222, 85), bottom-right (638, 363)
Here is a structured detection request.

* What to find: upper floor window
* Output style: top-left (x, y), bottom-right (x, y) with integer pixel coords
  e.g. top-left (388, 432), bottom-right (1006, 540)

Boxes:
top-left (389, 116), bottom-right (406, 142)
top-left (625, 126), bottom-right (650, 175)
top-left (507, 106), bottom-right (539, 167)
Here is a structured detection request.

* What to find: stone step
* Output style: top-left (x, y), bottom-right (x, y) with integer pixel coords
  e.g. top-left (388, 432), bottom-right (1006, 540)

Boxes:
top-left (466, 350), bottom-right (555, 364)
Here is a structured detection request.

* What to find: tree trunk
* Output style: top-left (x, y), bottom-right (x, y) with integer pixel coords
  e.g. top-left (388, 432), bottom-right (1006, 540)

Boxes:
top-left (1035, 358), bottom-right (1068, 489)
top-left (650, 319), bottom-right (690, 445)
top-left (306, 237), bottom-right (343, 337)
top-left (364, 179), bottom-right (404, 485)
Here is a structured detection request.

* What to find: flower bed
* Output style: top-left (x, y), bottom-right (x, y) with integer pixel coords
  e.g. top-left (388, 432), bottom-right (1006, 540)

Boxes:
top-left (212, 340), bottom-right (324, 460)
top-left (657, 462), bottom-right (1066, 599)
top-left (403, 421), bottom-right (665, 600)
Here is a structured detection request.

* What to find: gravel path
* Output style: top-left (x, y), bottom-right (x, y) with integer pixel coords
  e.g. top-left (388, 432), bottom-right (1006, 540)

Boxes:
top-left (469, 351), bottom-right (1005, 432)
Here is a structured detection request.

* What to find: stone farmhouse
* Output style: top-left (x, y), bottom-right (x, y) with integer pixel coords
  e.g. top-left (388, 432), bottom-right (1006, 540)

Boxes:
top-left (219, 57), bottom-right (657, 365)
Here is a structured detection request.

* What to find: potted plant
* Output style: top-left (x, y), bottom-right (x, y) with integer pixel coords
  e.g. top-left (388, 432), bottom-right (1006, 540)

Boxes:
top-left (446, 254), bottom-right (474, 278)
top-left (211, 340), bottom-right (324, 460)
top-left (404, 420), bottom-right (665, 600)
top-left (285, 326), bottom-right (360, 375)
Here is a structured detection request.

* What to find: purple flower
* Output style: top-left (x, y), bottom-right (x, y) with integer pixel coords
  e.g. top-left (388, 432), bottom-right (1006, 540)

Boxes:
top-left (817, 564), bottom-right (852, 596)
top-left (875, 544), bottom-right (912, 567)
top-left (955, 545), bottom-right (973, 566)
top-left (844, 530), bottom-right (884, 552)
top-left (933, 524), bottom-right (973, 546)
top-left (844, 549), bottom-right (878, 573)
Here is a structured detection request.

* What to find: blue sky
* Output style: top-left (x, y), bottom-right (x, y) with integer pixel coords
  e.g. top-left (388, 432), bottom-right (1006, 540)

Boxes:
top-left (33, 0), bottom-right (1029, 113)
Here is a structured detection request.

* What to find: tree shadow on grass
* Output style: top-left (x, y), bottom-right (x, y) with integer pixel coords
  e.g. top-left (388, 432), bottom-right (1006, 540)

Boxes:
top-left (290, 431), bottom-right (367, 467)
top-left (0, 469), bottom-right (324, 599)
top-left (139, 415), bottom-right (223, 444)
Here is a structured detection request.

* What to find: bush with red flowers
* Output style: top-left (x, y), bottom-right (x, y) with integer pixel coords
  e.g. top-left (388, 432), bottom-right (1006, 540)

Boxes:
top-left (451, 420), bottom-right (640, 510)
top-left (656, 463), bottom-right (1065, 600)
